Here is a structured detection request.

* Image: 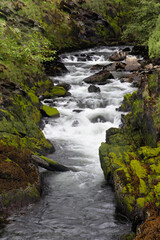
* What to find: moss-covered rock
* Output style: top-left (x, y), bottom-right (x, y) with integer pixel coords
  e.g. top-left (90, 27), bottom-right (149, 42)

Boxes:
top-left (40, 104), bottom-right (60, 117)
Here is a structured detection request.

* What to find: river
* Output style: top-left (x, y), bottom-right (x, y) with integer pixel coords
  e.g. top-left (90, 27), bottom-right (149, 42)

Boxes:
top-left (1, 46), bottom-right (136, 240)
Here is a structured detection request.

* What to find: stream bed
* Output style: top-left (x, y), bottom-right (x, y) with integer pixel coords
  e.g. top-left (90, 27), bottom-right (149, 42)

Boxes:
top-left (1, 46), bottom-right (136, 240)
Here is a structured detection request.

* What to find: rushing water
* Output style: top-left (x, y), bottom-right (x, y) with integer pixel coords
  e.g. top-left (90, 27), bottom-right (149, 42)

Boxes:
top-left (1, 46), bottom-right (136, 240)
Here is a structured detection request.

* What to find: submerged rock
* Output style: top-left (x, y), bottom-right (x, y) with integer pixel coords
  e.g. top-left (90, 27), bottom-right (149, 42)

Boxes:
top-left (91, 115), bottom-right (106, 123)
top-left (88, 85), bottom-right (100, 93)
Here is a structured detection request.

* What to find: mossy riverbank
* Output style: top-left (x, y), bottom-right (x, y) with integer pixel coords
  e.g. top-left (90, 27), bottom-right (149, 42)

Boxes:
top-left (99, 71), bottom-right (160, 239)
top-left (0, 0), bottom-right (119, 209)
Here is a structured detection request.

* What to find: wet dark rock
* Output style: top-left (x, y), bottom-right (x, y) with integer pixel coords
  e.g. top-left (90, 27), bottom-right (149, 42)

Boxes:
top-left (83, 69), bottom-right (114, 85)
top-left (43, 99), bottom-right (54, 104)
top-left (119, 114), bottom-right (126, 128)
top-left (43, 59), bottom-right (69, 76)
top-left (72, 120), bottom-right (79, 127)
top-left (56, 82), bottom-right (71, 91)
top-left (122, 47), bottom-right (131, 52)
top-left (91, 115), bottom-right (106, 123)
top-left (65, 91), bottom-right (71, 97)
top-left (77, 53), bottom-right (92, 61)
top-left (109, 51), bottom-right (126, 61)
top-left (88, 85), bottom-right (100, 93)
top-left (131, 45), bottom-right (148, 59)
top-left (73, 109), bottom-right (83, 113)
top-left (90, 64), bottom-right (103, 72)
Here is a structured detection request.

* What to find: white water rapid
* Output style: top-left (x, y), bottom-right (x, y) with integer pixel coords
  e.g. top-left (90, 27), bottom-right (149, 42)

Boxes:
top-left (1, 46), bottom-right (136, 240)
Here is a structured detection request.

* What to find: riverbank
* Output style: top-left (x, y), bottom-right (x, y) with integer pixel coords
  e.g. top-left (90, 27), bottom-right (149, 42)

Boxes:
top-left (0, 0), bottom-right (119, 209)
top-left (99, 49), bottom-right (160, 239)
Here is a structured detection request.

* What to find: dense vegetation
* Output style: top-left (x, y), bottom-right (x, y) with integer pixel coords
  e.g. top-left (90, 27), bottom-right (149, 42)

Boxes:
top-left (83, 0), bottom-right (160, 59)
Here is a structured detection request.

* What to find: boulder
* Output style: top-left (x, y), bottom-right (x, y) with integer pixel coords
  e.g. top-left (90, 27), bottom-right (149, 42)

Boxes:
top-left (125, 56), bottom-right (141, 71)
top-left (88, 85), bottom-right (100, 93)
top-left (109, 51), bottom-right (126, 61)
top-left (40, 105), bottom-right (60, 118)
top-left (83, 69), bottom-right (114, 85)
top-left (43, 59), bottom-right (69, 76)
top-left (55, 81), bottom-right (71, 91)
top-left (90, 64), bottom-right (103, 72)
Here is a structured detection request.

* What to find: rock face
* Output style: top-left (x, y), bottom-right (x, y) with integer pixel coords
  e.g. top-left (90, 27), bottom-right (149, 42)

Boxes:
top-left (0, 144), bottom-right (41, 210)
top-left (83, 69), bottom-right (114, 85)
top-left (59, 0), bottom-right (116, 44)
top-left (99, 70), bottom-right (160, 234)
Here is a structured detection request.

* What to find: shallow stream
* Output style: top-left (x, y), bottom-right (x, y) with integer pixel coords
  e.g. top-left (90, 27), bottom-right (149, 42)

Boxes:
top-left (1, 46), bottom-right (136, 240)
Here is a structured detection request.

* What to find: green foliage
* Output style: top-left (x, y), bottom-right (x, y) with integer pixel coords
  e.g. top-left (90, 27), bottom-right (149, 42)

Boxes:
top-left (149, 16), bottom-right (160, 58)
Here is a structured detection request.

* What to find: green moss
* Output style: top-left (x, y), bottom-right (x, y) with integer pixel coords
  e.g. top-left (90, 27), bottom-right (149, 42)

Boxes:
top-left (127, 183), bottom-right (134, 194)
top-left (150, 163), bottom-right (160, 175)
top-left (43, 86), bottom-right (66, 99)
top-left (130, 160), bottom-right (146, 179)
top-left (137, 197), bottom-right (145, 208)
top-left (41, 105), bottom-right (59, 117)
top-left (40, 155), bottom-right (59, 166)
top-left (138, 146), bottom-right (160, 160)
top-left (145, 192), bottom-right (154, 203)
top-left (124, 195), bottom-right (135, 213)
top-left (27, 90), bottom-right (39, 104)
top-left (139, 179), bottom-right (148, 195)
top-left (5, 158), bottom-right (12, 162)
top-left (148, 72), bottom-right (158, 94)
top-left (154, 183), bottom-right (160, 206)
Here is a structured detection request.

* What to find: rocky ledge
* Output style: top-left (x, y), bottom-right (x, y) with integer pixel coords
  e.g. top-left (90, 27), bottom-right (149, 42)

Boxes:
top-left (99, 52), bottom-right (160, 239)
